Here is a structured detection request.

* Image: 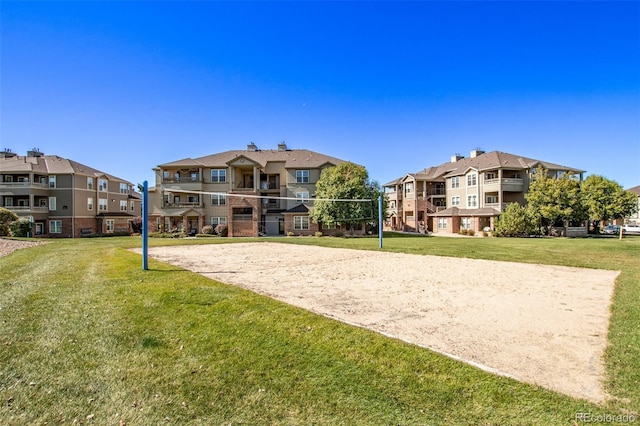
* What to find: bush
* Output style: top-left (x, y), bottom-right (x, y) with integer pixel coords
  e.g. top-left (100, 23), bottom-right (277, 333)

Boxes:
top-left (482, 231), bottom-right (489, 237)
top-left (467, 229), bottom-right (475, 236)
top-left (494, 203), bottom-right (537, 237)
top-left (9, 219), bottom-right (33, 237)
top-left (458, 228), bottom-right (468, 235)
top-left (0, 207), bottom-right (19, 237)
top-left (315, 231), bottom-right (323, 237)
top-left (201, 225), bottom-right (214, 235)
top-left (287, 231), bottom-right (295, 237)
top-left (215, 224), bottom-right (228, 237)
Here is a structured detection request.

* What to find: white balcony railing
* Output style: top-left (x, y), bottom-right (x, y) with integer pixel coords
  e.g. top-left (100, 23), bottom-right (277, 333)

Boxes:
top-left (0, 182), bottom-right (49, 189)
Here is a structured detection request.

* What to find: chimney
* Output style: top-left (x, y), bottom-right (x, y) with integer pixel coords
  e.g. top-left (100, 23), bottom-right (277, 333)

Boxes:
top-left (278, 141), bottom-right (288, 151)
top-left (247, 142), bottom-right (258, 151)
top-left (1, 148), bottom-right (17, 158)
top-left (470, 148), bottom-right (485, 158)
top-left (27, 148), bottom-right (44, 157)
top-left (451, 154), bottom-right (464, 163)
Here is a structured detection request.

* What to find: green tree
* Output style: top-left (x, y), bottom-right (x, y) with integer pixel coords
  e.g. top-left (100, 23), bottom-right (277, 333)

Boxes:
top-left (581, 175), bottom-right (638, 233)
top-left (0, 207), bottom-right (19, 237)
top-left (525, 167), bottom-right (586, 234)
top-left (494, 202), bottom-right (537, 237)
top-left (309, 162), bottom-right (384, 234)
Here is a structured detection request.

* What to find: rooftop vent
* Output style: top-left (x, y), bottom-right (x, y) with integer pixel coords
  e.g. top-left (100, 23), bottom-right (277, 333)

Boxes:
top-left (247, 142), bottom-right (258, 151)
top-left (27, 148), bottom-right (44, 157)
top-left (451, 154), bottom-right (464, 163)
top-left (278, 141), bottom-right (288, 151)
top-left (1, 148), bottom-right (17, 158)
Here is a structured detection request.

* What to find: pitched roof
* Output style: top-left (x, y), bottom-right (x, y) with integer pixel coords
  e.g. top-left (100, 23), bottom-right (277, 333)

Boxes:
top-left (0, 154), bottom-right (132, 183)
top-left (409, 150), bottom-right (583, 181)
top-left (285, 204), bottom-right (310, 213)
top-left (159, 148), bottom-right (348, 169)
top-left (627, 185), bottom-right (640, 196)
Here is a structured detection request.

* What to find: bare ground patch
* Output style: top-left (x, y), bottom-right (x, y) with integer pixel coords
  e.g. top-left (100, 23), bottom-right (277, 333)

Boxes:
top-left (141, 242), bottom-right (619, 403)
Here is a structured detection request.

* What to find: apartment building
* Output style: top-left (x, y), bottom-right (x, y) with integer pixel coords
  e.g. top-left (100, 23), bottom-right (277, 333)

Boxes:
top-left (626, 185), bottom-right (640, 225)
top-left (149, 143), bottom-right (351, 237)
top-left (384, 149), bottom-right (583, 234)
top-left (0, 149), bottom-right (141, 238)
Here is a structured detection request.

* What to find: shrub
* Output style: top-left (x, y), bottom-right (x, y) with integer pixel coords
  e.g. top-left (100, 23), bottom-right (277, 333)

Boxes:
top-left (467, 229), bottom-right (475, 237)
top-left (9, 219), bottom-right (33, 237)
top-left (287, 231), bottom-right (294, 237)
top-left (494, 203), bottom-right (537, 237)
top-left (458, 228), bottom-right (468, 235)
top-left (215, 224), bottom-right (228, 237)
top-left (201, 225), bottom-right (214, 235)
top-left (0, 207), bottom-right (19, 237)
top-left (315, 232), bottom-right (323, 237)
top-left (482, 231), bottom-right (489, 237)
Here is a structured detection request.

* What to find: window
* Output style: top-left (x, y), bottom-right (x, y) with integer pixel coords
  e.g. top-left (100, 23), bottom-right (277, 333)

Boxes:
top-left (49, 176), bottom-right (56, 188)
top-left (296, 192), bottom-right (309, 203)
top-left (486, 195), bottom-right (498, 204)
top-left (438, 218), bottom-right (447, 229)
top-left (49, 220), bottom-right (62, 234)
top-left (106, 219), bottom-right (115, 233)
top-left (188, 195), bottom-right (199, 204)
top-left (467, 195), bottom-right (477, 208)
top-left (211, 194), bottom-right (226, 205)
top-left (296, 170), bottom-right (309, 183)
top-left (294, 216), bottom-right (310, 230)
top-left (322, 223), bottom-right (336, 229)
top-left (451, 177), bottom-right (460, 188)
top-left (120, 183), bottom-right (128, 194)
top-left (211, 169), bottom-right (226, 182)
top-left (390, 201), bottom-right (396, 209)
top-left (5, 197), bottom-right (13, 207)
top-left (49, 197), bottom-right (56, 211)
top-left (451, 196), bottom-right (461, 206)
top-left (120, 200), bottom-right (128, 211)
top-left (461, 217), bottom-right (471, 230)
top-left (163, 171), bottom-right (170, 180)
top-left (99, 179), bottom-right (108, 191)
top-left (210, 217), bottom-right (227, 226)
top-left (405, 183), bottom-right (413, 194)
top-left (485, 172), bottom-right (497, 181)
top-left (99, 198), bottom-right (108, 211)
top-left (130, 201), bottom-right (135, 212)
top-left (467, 173), bottom-right (477, 187)
top-left (87, 177), bottom-right (94, 190)
top-left (87, 197), bottom-right (94, 211)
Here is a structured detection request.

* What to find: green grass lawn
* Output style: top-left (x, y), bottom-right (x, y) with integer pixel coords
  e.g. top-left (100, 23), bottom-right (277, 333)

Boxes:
top-left (0, 234), bottom-right (638, 425)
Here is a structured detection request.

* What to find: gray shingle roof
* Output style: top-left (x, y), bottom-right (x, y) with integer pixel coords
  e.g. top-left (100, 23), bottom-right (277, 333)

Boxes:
top-left (159, 148), bottom-right (348, 169)
top-left (0, 154), bottom-right (131, 183)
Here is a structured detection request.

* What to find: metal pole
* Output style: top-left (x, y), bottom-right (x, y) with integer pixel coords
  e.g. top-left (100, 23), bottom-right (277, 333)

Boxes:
top-left (378, 195), bottom-right (383, 249)
top-left (142, 181), bottom-right (149, 270)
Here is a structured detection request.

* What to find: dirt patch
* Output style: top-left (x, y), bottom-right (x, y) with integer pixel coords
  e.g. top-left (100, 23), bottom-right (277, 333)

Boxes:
top-left (0, 238), bottom-right (46, 258)
top-left (141, 242), bottom-right (619, 403)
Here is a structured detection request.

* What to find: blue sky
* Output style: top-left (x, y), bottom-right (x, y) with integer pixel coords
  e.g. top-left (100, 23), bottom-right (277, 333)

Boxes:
top-left (2, 1), bottom-right (639, 189)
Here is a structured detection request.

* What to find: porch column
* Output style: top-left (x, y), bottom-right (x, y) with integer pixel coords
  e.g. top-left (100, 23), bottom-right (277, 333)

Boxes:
top-left (498, 169), bottom-right (503, 211)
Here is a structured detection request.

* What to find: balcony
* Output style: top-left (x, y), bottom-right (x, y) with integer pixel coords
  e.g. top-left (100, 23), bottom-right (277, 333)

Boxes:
top-left (162, 201), bottom-right (203, 208)
top-left (5, 205), bottom-right (49, 213)
top-left (483, 177), bottom-right (524, 192)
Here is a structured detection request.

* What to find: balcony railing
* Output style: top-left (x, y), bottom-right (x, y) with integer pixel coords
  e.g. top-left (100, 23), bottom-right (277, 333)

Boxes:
top-left (0, 182), bottom-right (49, 189)
top-left (162, 177), bottom-right (202, 184)
top-left (484, 178), bottom-right (524, 186)
top-left (162, 202), bottom-right (203, 208)
top-left (4, 205), bottom-right (49, 212)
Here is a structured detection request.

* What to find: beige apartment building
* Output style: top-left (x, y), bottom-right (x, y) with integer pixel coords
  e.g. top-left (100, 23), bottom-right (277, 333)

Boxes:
top-left (0, 149), bottom-right (141, 237)
top-left (384, 149), bottom-right (583, 234)
top-left (149, 143), bottom-right (353, 237)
